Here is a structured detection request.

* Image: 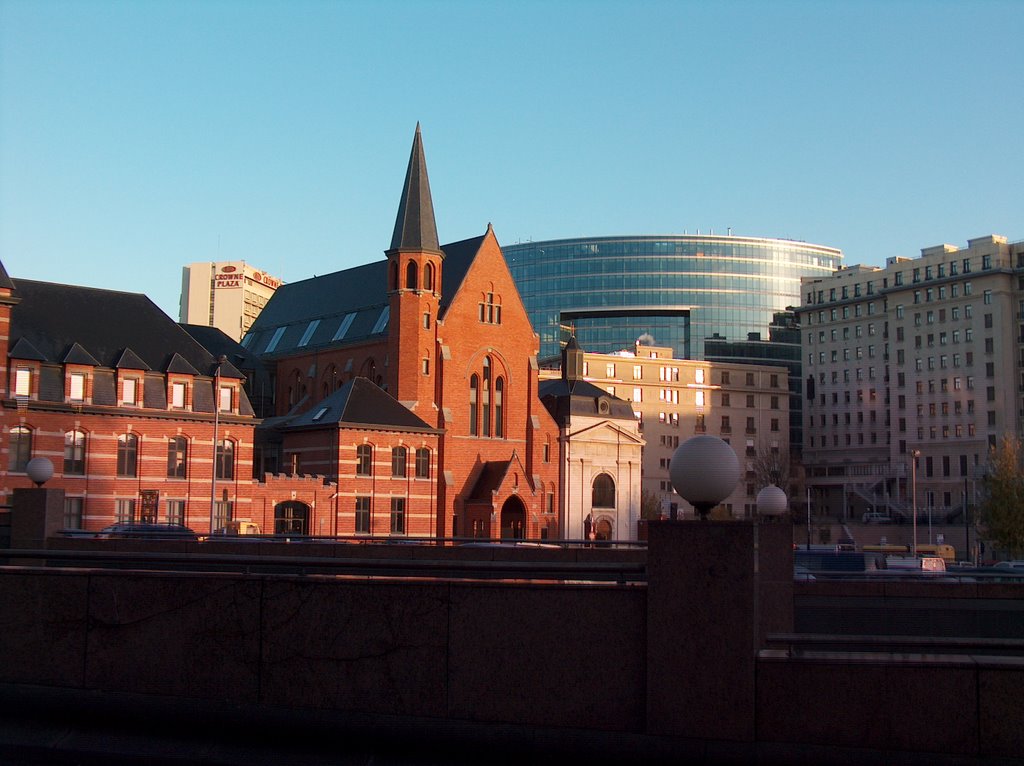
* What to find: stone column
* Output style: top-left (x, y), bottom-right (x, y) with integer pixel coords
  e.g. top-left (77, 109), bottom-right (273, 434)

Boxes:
top-left (10, 487), bottom-right (65, 550)
top-left (645, 518), bottom-right (792, 742)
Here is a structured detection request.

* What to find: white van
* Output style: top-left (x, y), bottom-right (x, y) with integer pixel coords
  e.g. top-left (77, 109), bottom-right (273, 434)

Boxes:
top-left (885, 555), bottom-right (946, 572)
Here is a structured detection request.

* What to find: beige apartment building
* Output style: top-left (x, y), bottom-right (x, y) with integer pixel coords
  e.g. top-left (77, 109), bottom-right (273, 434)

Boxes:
top-left (798, 234), bottom-right (1024, 524)
top-left (543, 343), bottom-right (791, 519)
top-left (179, 261), bottom-right (283, 341)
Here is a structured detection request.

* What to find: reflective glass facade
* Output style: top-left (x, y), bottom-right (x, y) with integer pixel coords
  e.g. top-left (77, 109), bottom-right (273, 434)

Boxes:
top-left (503, 235), bottom-right (843, 361)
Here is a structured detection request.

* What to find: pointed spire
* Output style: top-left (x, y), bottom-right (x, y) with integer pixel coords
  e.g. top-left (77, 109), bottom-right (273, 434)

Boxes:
top-left (389, 123), bottom-right (441, 253)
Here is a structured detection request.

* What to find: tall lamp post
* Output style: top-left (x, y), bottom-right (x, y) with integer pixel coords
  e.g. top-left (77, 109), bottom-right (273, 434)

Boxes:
top-left (910, 448), bottom-right (921, 557)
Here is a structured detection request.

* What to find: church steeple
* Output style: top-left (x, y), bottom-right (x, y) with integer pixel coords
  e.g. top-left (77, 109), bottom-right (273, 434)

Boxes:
top-left (389, 123), bottom-right (442, 255)
top-left (385, 125), bottom-right (443, 424)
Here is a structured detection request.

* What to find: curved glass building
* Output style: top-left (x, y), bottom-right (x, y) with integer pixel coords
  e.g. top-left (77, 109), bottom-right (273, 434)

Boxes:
top-left (503, 235), bottom-right (843, 361)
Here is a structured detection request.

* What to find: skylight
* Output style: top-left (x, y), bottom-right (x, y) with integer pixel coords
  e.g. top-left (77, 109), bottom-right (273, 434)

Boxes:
top-left (371, 306), bottom-right (390, 334)
top-left (265, 326), bottom-right (287, 353)
top-left (332, 312), bottom-right (357, 341)
top-left (298, 319), bottom-right (321, 347)
top-left (312, 407), bottom-right (329, 421)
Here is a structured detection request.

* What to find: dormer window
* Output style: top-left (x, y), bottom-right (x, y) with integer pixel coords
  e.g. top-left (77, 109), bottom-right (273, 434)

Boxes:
top-left (69, 373), bottom-right (85, 402)
top-left (218, 385), bottom-right (232, 412)
top-left (14, 368), bottom-right (31, 397)
top-left (171, 382), bottom-right (186, 409)
top-left (122, 378), bottom-right (138, 406)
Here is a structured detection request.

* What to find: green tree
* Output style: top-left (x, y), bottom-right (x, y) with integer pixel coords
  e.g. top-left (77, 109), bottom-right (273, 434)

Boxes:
top-left (980, 435), bottom-right (1024, 557)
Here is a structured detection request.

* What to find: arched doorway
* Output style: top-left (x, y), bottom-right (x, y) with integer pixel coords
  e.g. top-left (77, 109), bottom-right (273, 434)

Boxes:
top-left (594, 517), bottom-right (613, 541)
top-left (500, 495), bottom-right (526, 539)
top-left (274, 501), bottom-right (309, 535)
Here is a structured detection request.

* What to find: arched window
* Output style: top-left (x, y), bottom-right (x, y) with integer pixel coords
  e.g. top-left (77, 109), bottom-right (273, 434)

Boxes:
top-left (592, 474), bottom-right (616, 509)
top-left (391, 446), bottom-right (407, 477)
top-left (406, 261), bottom-right (418, 290)
top-left (494, 377), bottom-right (504, 438)
top-left (389, 261), bottom-right (398, 291)
top-left (356, 444), bottom-right (373, 476)
top-left (424, 262), bottom-right (435, 292)
top-left (117, 433), bottom-right (138, 477)
top-left (469, 374), bottom-right (479, 435)
top-left (360, 358), bottom-right (377, 382)
top-left (415, 447), bottom-right (430, 478)
top-left (215, 439), bottom-right (234, 480)
top-left (167, 436), bottom-right (188, 479)
top-left (64, 430), bottom-right (86, 476)
top-left (9, 426), bottom-right (32, 472)
top-left (482, 357), bottom-right (492, 437)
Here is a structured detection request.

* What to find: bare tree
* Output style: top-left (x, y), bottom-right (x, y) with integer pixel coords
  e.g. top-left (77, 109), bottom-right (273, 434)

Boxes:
top-left (752, 442), bottom-right (790, 491)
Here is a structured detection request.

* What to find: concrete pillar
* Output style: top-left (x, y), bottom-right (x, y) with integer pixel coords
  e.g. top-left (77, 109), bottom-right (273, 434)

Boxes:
top-left (10, 488), bottom-right (65, 550)
top-left (645, 518), bottom-right (792, 742)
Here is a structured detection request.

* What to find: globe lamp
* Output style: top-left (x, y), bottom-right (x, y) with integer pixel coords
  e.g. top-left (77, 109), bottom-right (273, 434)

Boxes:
top-left (756, 485), bottom-right (788, 520)
top-left (669, 435), bottom-right (741, 520)
top-left (26, 457), bottom-right (54, 488)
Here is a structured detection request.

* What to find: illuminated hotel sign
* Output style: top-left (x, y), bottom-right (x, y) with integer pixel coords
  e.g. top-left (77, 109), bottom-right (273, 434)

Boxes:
top-left (213, 264), bottom-right (283, 290)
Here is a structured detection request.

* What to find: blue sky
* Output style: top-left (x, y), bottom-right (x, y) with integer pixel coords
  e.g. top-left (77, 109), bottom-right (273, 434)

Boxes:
top-left (2, 0), bottom-right (1022, 320)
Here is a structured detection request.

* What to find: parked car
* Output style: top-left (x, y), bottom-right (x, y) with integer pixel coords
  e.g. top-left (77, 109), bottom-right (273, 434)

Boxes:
top-left (992, 560), bottom-right (1024, 570)
top-left (95, 523), bottom-right (199, 541)
top-left (861, 512), bottom-right (892, 524)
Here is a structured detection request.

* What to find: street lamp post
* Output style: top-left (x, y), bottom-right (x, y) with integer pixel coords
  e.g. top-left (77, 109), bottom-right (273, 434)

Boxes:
top-left (910, 449), bottom-right (921, 557)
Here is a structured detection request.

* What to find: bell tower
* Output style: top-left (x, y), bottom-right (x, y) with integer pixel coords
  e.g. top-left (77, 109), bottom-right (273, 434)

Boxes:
top-left (385, 124), bottom-right (443, 424)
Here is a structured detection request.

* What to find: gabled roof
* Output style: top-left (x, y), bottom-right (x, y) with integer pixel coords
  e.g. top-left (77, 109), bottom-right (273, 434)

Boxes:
top-left (466, 451), bottom-right (533, 501)
top-left (165, 352), bottom-right (200, 376)
top-left (114, 347), bottom-right (151, 371)
top-left (0, 260), bottom-right (14, 291)
top-left (389, 123), bottom-right (441, 254)
top-left (8, 337), bottom-right (46, 362)
top-left (246, 234), bottom-right (485, 359)
top-left (8, 279), bottom-right (223, 373)
top-left (62, 342), bottom-right (101, 366)
top-left (271, 376), bottom-right (439, 433)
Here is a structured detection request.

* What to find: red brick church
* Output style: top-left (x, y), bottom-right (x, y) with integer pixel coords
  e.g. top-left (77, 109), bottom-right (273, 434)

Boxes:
top-left (0, 126), bottom-right (630, 541)
top-left (248, 125), bottom-right (562, 539)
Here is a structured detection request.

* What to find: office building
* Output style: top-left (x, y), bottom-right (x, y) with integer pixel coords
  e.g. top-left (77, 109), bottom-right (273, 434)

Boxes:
top-left (541, 342), bottom-right (791, 519)
top-left (798, 234), bottom-right (1024, 523)
top-left (503, 235), bottom-right (842, 362)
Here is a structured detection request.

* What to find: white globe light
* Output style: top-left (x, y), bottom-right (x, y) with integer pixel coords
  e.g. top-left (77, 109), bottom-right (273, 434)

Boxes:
top-left (669, 435), bottom-right (740, 519)
top-left (756, 485), bottom-right (788, 517)
top-left (26, 457), bottom-right (54, 487)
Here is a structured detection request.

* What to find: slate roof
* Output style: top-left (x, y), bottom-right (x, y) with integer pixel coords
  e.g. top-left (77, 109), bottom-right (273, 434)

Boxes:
top-left (538, 377), bottom-right (637, 421)
top-left (243, 124), bottom-right (485, 361)
top-left (245, 234), bottom-right (483, 360)
top-left (389, 123), bottom-right (441, 254)
top-left (269, 376), bottom-right (439, 433)
top-left (465, 451), bottom-right (532, 501)
top-left (538, 335), bottom-right (637, 423)
top-left (180, 323), bottom-right (266, 378)
top-left (9, 279), bottom-right (234, 377)
top-left (0, 260), bottom-right (14, 291)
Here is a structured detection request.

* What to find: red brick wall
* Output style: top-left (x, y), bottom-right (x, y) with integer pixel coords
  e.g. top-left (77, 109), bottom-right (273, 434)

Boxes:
top-left (434, 230), bottom-right (561, 539)
top-left (273, 338), bottom-right (388, 417)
